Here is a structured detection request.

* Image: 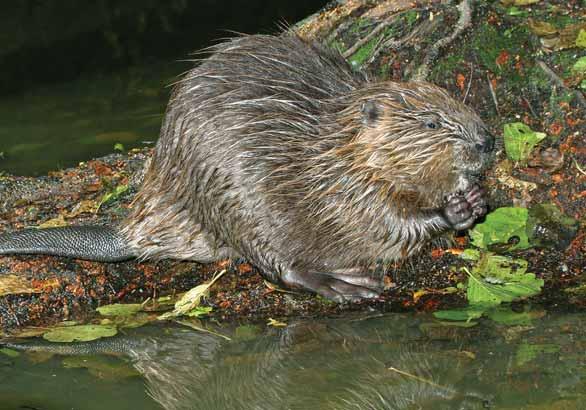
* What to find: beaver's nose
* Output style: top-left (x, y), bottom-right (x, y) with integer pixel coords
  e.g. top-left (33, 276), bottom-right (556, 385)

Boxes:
top-left (475, 133), bottom-right (495, 153)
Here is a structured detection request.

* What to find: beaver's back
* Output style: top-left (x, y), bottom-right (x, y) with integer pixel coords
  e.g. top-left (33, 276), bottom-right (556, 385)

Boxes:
top-left (124, 34), bottom-right (367, 265)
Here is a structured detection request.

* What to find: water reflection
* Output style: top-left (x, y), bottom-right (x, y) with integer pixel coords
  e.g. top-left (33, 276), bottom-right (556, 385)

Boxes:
top-left (128, 320), bottom-right (493, 410)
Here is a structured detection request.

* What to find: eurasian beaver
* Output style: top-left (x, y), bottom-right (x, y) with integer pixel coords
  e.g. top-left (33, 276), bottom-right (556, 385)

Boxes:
top-left (0, 34), bottom-right (494, 302)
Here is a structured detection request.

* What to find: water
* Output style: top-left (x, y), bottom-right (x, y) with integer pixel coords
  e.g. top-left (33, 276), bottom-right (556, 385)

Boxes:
top-left (0, 63), bottom-right (172, 176)
top-left (1, 311), bottom-right (584, 410)
top-left (0, 0), bottom-right (327, 176)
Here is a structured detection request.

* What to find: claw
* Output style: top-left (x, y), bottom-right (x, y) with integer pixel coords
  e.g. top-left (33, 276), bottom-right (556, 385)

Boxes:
top-left (442, 184), bottom-right (488, 230)
top-left (281, 268), bottom-right (383, 302)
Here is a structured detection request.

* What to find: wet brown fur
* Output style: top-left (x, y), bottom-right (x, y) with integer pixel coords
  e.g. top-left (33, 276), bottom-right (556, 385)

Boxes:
top-left (121, 33), bottom-right (493, 289)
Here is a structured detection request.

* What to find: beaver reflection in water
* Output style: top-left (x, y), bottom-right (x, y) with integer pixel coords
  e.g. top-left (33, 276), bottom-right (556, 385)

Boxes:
top-left (0, 34), bottom-right (494, 301)
top-left (2, 320), bottom-right (492, 410)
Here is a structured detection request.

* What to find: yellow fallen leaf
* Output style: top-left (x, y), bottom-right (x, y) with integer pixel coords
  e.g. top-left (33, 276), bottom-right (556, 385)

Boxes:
top-left (556, 22), bottom-right (586, 50)
top-left (412, 289), bottom-right (429, 303)
top-left (158, 270), bottom-right (226, 320)
top-left (267, 318), bottom-right (287, 327)
top-left (528, 19), bottom-right (558, 37)
top-left (0, 274), bottom-right (42, 296)
top-left (67, 200), bottom-right (99, 217)
top-left (38, 215), bottom-right (68, 228)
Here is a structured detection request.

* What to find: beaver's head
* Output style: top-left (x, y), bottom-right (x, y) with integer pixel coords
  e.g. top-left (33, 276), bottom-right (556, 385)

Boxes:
top-left (338, 81), bottom-right (495, 208)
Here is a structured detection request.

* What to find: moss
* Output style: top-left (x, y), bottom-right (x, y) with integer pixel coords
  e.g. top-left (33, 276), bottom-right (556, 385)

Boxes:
top-left (528, 65), bottom-right (550, 87)
top-left (348, 26), bottom-right (396, 69)
top-left (471, 24), bottom-right (531, 75)
top-left (430, 19), bottom-right (534, 87)
top-left (537, 13), bottom-right (582, 29)
top-left (379, 61), bottom-right (391, 79)
top-left (348, 18), bottom-right (372, 36)
top-left (550, 50), bottom-right (585, 78)
top-left (430, 54), bottom-right (465, 81)
top-left (403, 10), bottom-right (420, 29)
top-left (349, 34), bottom-right (382, 67)
top-left (328, 39), bottom-right (345, 54)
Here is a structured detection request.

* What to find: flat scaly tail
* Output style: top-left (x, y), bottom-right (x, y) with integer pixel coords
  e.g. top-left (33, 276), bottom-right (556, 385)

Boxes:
top-left (0, 225), bottom-right (135, 262)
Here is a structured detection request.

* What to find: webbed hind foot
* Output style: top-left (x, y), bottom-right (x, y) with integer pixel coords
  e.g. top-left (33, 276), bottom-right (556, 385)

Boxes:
top-left (281, 268), bottom-right (383, 303)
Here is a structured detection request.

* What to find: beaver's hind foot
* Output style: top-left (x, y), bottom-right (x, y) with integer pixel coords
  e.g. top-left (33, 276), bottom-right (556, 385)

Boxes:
top-left (281, 268), bottom-right (383, 303)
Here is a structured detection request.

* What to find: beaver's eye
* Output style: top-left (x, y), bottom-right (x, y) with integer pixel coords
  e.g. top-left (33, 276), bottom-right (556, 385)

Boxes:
top-left (360, 100), bottom-right (381, 128)
top-left (425, 120), bottom-right (439, 129)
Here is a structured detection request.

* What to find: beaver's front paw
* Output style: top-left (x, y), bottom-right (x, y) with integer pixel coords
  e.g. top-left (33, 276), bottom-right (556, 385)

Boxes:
top-left (465, 184), bottom-right (487, 218)
top-left (443, 185), bottom-right (487, 231)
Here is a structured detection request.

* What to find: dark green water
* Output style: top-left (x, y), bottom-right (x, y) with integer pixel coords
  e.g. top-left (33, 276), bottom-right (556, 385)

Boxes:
top-left (0, 0), bottom-right (327, 176)
top-left (0, 62), bottom-right (172, 176)
top-left (1, 312), bottom-right (584, 410)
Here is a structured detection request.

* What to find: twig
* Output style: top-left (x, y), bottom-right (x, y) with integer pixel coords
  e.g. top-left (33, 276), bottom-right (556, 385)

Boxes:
top-left (388, 366), bottom-right (454, 393)
top-left (522, 97), bottom-right (538, 118)
top-left (536, 60), bottom-right (586, 109)
top-left (463, 63), bottom-right (473, 103)
top-left (412, 0), bottom-right (473, 81)
top-left (487, 73), bottom-right (500, 116)
top-left (574, 159), bottom-right (586, 176)
top-left (343, 16), bottom-right (396, 59)
top-left (326, 19), bottom-right (354, 43)
top-left (364, 8), bottom-right (425, 69)
top-left (175, 319), bottom-right (232, 341)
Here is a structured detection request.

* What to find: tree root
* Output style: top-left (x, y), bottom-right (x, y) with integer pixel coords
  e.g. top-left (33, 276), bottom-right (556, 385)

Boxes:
top-left (343, 15), bottom-right (398, 59)
top-left (536, 60), bottom-right (586, 109)
top-left (412, 0), bottom-right (473, 81)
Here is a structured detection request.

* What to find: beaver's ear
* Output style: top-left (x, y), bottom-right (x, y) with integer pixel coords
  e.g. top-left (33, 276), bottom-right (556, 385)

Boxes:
top-left (360, 100), bottom-right (381, 128)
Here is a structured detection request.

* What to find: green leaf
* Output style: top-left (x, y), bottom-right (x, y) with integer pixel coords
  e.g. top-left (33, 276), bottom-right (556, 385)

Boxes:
top-left (515, 343), bottom-right (559, 367)
top-left (434, 320), bottom-right (478, 328)
top-left (267, 318), bottom-right (288, 327)
top-left (460, 248), bottom-right (481, 261)
top-left (105, 312), bottom-right (154, 329)
top-left (97, 184), bottom-right (129, 210)
top-left (486, 306), bottom-right (542, 326)
top-left (0, 348), bottom-right (20, 358)
top-left (572, 56), bottom-right (586, 73)
top-left (470, 207), bottom-right (530, 250)
top-left (504, 0), bottom-right (540, 5)
top-left (186, 306), bottom-right (212, 318)
top-left (96, 303), bottom-right (143, 317)
top-left (507, 7), bottom-right (526, 16)
top-left (113, 143), bottom-right (125, 152)
top-left (466, 261), bottom-right (543, 305)
top-left (576, 29), bottom-right (586, 48)
top-left (503, 122), bottom-right (547, 162)
top-left (433, 304), bottom-right (492, 322)
top-left (528, 20), bottom-right (557, 37)
top-left (62, 356), bottom-right (140, 379)
top-left (518, 0), bottom-right (539, 3)
top-left (466, 269), bottom-right (507, 305)
top-left (43, 324), bottom-right (117, 343)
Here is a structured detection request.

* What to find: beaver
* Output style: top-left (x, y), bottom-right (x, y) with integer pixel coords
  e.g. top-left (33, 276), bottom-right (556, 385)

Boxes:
top-left (0, 33), bottom-right (494, 302)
